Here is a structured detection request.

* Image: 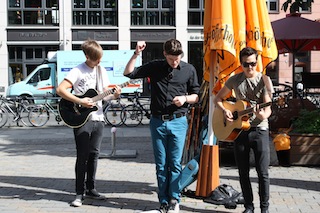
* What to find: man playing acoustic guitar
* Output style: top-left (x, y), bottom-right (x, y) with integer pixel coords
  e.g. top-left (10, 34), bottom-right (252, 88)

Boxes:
top-left (56, 39), bottom-right (121, 207)
top-left (214, 47), bottom-right (273, 213)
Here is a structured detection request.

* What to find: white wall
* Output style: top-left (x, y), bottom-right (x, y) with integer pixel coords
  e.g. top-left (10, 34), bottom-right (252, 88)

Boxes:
top-left (60, 0), bottom-right (72, 50)
top-left (0, 0), bottom-right (8, 95)
top-left (118, 0), bottom-right (131, 50)
top-left (175, 0), bottom-right (189, 62)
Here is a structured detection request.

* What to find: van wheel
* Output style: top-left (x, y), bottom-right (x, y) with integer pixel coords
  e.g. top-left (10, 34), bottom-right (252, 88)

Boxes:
top-left (20, 95), bottom-right (34, 105)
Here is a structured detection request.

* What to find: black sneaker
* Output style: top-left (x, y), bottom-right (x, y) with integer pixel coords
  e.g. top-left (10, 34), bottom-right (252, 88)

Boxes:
top-left (85, 189), bottom-right (106, 200)
top-left (159, 202), bottom-right (168, 213)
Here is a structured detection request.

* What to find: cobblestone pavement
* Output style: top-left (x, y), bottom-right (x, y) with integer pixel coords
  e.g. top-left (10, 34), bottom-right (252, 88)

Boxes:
top-left (0, 124), bottom-right (319, 213)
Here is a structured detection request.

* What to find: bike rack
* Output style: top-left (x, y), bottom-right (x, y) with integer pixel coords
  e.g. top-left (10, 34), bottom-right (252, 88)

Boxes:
top-left (99, 127), bottom-right (137, 158)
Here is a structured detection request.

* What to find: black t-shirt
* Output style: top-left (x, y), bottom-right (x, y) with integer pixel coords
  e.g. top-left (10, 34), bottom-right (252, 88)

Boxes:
top-left (125, 59), bottom-right (200, 115)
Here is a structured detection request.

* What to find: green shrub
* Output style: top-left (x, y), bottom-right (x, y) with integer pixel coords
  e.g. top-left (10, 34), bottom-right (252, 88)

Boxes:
top-left (291, 109), bottom-right (320, 134)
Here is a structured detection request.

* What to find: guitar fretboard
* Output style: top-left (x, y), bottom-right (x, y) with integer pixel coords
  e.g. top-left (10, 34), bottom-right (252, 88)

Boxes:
top-left (92, 81), bottom-right (131, 102)
top-left (238, 102), bottom-right (272, 117)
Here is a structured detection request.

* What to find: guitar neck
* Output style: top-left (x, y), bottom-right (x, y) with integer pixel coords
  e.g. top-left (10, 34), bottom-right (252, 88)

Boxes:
top-left (238, 102), bottom-right (272, 117)
top-left (91, 81), bottom-right (130, 103)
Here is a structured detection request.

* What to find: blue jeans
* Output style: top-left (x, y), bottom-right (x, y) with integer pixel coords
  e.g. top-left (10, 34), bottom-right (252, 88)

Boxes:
top-left (73, 120), bottom-right (104, 195)
top-left (149, 115), bottom-right (188, 204)
top-left (234, 128), bottom-right (270, 211)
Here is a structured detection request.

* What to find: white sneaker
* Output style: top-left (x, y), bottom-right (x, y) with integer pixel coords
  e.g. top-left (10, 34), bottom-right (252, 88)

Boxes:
top-left (167, 199), bottom-right (179, 213)
top-left (70, 194), bottom-right (83, 207)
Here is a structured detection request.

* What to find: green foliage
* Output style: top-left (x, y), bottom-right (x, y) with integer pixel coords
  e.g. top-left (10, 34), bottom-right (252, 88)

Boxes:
top-left (292, 109), bottom-right (320, 134)
top-left (282, 0), bottom-right (314, 14)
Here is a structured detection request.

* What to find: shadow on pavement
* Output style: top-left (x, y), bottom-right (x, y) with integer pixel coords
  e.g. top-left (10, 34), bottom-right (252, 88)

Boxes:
top-left (221, 174), bottom-right (320, 192)
top-left (0, 137), bottom-right (155, 164)
top-left (0, 175), bottom-right (231, 213)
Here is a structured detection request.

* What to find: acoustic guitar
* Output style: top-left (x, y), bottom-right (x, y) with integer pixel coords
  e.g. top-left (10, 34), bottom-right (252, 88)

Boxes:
top-left (58, 80), bottom-right (134, 128)
top-left (212, 100), bottom-right (272, 142)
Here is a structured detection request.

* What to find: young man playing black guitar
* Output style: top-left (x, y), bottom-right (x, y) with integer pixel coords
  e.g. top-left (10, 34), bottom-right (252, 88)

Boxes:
top-left (214, 47), bottom-right (273, 213)
top-left (56, 39), bottom-right (121, 207)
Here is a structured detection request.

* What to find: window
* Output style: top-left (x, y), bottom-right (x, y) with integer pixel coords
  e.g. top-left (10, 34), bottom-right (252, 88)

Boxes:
top-left (8, 0), bottom-right (59, 25)
top-left (39, 68), bottom-right (51, 81)
top-left (8, 46), bottom-right (59, 70)
top-left (9, 46), bottom-right (23, 62)
top-left (131, 0), bottom-right (175, 26)
top-left (266, 0), bottom-right (279, 13)
top-left (188, 41), bottom-right (203, 82)
top-left (23, 47), bottom-right (46, 60)
top-left (73, 0), bottom-right (118, 26)
top-left (188, 0), bottom-right (204, 26)
top-left (300, 0), bottom-right (312, 13)
top-left (29, 68), bottom-right (51, 83)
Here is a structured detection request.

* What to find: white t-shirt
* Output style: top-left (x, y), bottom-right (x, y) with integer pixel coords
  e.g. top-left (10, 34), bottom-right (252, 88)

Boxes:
top-left (65, 62), bottom-right (110, 121)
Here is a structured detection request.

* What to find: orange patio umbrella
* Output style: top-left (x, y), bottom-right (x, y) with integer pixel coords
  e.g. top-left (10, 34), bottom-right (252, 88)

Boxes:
top-left (197, 0), bottom-right (278, 198)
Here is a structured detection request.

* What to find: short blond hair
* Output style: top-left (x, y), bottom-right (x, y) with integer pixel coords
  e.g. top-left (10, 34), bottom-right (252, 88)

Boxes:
top-left (81, 39), bottom-right (103, 61)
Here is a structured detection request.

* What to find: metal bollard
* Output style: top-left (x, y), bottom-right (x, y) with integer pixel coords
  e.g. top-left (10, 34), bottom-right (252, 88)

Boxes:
top-left (110, 126), bottom-right (116, 156)
top-left (99, 126), bottom-right (137, 158)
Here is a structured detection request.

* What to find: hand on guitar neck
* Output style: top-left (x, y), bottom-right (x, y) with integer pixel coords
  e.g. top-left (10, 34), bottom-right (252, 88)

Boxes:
top-left (224, 102), bottom-right (269, 122)
top-left (78, 85), bottom-right (121, 108)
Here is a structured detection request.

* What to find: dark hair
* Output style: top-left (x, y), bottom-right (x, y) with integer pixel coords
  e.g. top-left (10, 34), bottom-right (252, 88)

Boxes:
top-left (81, 39), bottom-right (103, 61)
top-left (163, 39), bottom-right (183, 56)
top-left (239, 47), bottom-right (258, 63)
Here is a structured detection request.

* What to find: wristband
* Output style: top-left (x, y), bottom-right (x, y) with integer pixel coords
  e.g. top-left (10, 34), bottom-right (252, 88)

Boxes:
top-left (185, 95), bottom-right (188, 103)
top-left (134, 51), bottom-right (139, 55)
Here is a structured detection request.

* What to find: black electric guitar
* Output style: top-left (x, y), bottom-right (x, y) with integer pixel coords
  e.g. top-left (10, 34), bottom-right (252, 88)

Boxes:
top-left (58, 80), bottom-right (134, 128)
top-left (212, 100), bottom-right (272, 142)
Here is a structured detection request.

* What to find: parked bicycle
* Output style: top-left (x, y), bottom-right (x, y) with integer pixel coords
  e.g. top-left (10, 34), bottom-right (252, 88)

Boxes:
top-left (103, 96), bottom-right (126, 126)
top-left (120, 91), bottom-right (151, 127)
top-left (0, 95), bottom-right (33, 128)
top-left (273, 81), bottom-right (320, 108)
top-left (28, 96), bottom-right (62, 127)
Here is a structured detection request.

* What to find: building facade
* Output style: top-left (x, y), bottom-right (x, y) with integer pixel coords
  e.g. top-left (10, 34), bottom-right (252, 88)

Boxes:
top-left (0, 0), bottom-right (319, 95)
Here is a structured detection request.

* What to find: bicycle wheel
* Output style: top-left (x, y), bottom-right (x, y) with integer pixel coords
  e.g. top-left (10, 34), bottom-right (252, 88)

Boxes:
top-left (307, 93), bottom-right (320, 108)
top-left (273, 83), bottom-right (294, 107)
top-left (104, 103), bottom-right (124, 126)
top-left (0, 106), bottom-right (9, 128)
top-left (19, 105), bottom-right (34, 127)
top-left (121, 104), bottom-right (143, 127)
top-left (28, 105), bottom-right (50, 127)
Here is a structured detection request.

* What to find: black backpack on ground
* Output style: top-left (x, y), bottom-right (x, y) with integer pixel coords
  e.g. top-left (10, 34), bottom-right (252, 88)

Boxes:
top-left (203, 184), bottom-right (245, 209)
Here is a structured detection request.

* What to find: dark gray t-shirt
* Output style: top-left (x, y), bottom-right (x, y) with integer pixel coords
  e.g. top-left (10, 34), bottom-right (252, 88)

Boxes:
top-left (225, 72), bottom-right (269, 128)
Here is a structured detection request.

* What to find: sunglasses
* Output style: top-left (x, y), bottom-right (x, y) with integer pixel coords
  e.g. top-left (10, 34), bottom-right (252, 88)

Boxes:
top-left (242, 61), bottom-right (257, 68)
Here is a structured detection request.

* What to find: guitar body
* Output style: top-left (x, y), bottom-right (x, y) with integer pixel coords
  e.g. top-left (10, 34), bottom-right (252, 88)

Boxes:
top-left (212, 100), bottom-right (251, 142)
top-left (58, 80), bottom-right (134, 128)
top-left (58, 89), bottom-right (99, 128)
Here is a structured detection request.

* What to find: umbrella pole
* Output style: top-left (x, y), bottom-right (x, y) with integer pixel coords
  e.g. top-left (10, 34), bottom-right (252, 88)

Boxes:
top-left (195, 55), bottom-right (220, 197)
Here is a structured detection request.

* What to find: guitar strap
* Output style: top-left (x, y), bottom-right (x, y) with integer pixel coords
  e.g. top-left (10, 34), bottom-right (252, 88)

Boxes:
top-left (96, 65), bottom-right (103, 93)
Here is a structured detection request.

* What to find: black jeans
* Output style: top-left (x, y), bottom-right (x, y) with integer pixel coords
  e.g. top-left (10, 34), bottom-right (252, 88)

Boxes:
top-left (234, 128), bottom-right (270, 211)
top-left (73, 120), bottom-right (104, 195)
